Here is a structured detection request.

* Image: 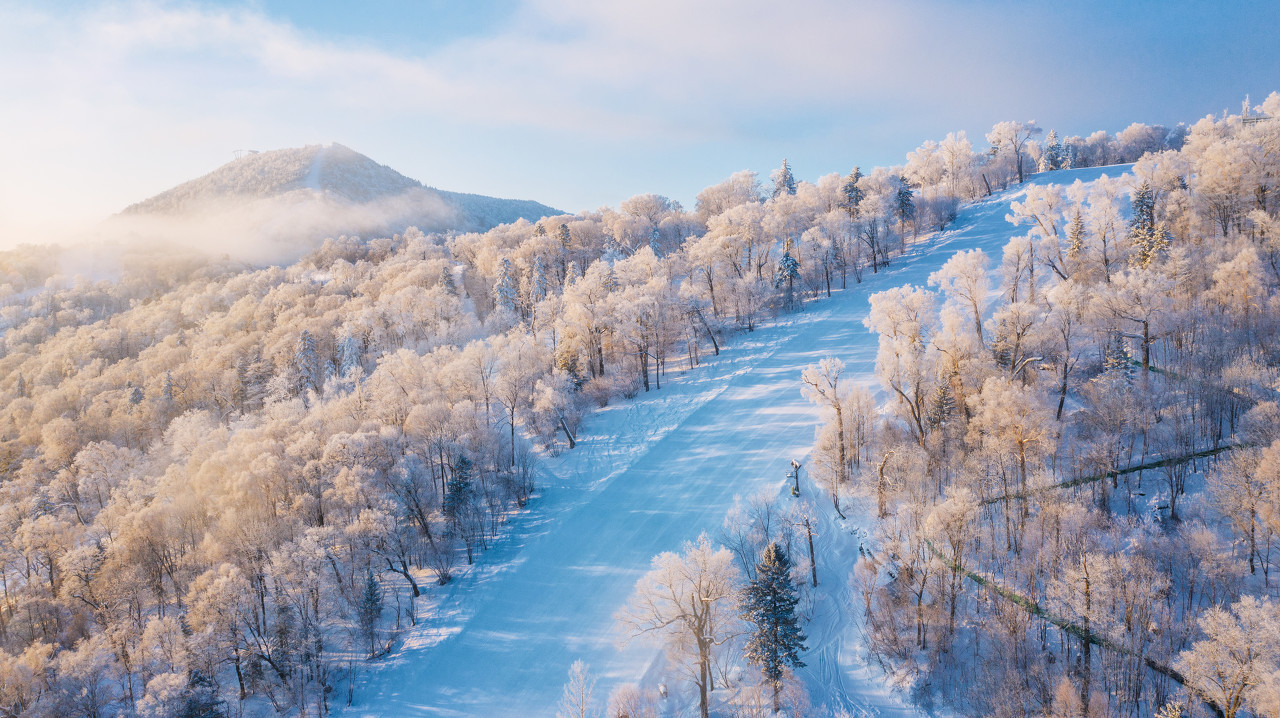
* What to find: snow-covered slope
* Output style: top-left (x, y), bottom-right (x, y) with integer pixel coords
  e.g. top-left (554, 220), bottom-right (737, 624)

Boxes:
top-left (117, 144), bottom-right (561, 252)
top-left (343, 166), bottom-right (1131, 717)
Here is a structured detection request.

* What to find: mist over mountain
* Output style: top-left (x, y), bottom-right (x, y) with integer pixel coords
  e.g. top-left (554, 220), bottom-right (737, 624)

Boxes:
top-left (110, 143), bottom-right (561, 262)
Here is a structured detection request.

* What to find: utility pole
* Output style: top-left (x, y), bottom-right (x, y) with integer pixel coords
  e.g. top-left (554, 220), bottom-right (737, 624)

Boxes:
top-left (789, 459), bottom-right (802, 496)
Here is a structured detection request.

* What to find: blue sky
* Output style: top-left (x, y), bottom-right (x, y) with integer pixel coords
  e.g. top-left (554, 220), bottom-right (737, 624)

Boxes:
top-left (2, 0), bottom-right (1279, 239)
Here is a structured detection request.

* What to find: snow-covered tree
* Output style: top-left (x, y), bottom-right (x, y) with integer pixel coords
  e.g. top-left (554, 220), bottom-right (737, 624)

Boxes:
top-left (617, 534), bottom-right (742, 718)
top-left (740, 542), bottom-right (807, 713)
top-left (771, 159), bottom-right (797, 199)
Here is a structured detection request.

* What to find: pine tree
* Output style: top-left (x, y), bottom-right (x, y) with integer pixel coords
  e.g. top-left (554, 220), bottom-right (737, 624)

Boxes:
top-left (1043, 130), bottom-right (1064, 171)
top-left (1128, 180), bottom-right (1168, 268)
top-left (1102, 334), bottom-right (1135, 385)
top-left (927, 379), bottom-right (955, 430)
top-left (337, 334), bottom-right (362, 378)
top-left (1067, 210), bottom-right (1086, 260)
top-left (15, 372), bottom-right (25, 398)
top-left (741, 542), bottom-right (807, 712)
top-left (895, 176), bottom-right (916, 234)
top-left (774, 250), bottom-right (801, 308)
top-left (357, 571), bottom-right (384, 658)
top-left (178, 671), bottom-right (227, 718)
top-left (444, 455), bottom-right (479, 563)
top-left (772, 159), bottom-right (797, 199)
top-left (840, 167), bottom-right (864, 220)
top-left (493, 257), bottom-right (521, 317)
top-left (555, 223), bottom-right (571, 248)
top-left (294, 329), bottom-right (321, 398)
top-left (530, 256), bottom-right (550, 304)
top-left (444, 454), bottom-right (474, 526)
top-left (439, 264), bottom-right (458, 296)
top-left (163, 370), bottom-right (175, 403)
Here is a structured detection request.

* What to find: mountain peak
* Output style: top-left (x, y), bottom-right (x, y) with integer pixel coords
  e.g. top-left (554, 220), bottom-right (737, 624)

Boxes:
top-left (122, 143), bottom-right (433, 214)
top-left (115, 145), bottom-right (562, 257)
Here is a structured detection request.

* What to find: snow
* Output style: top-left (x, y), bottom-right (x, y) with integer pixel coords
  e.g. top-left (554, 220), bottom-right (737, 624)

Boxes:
top-left (119, 143), bottom-right (561, 235)
top-left (343, 165), bottom-right (1131, 717)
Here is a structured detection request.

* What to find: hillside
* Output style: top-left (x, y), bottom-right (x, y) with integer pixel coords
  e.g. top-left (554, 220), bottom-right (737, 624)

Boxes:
top-left (343, 165), bottom-right (1130, 717)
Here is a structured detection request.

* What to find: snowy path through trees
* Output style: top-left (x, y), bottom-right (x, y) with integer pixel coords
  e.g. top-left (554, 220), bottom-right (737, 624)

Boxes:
top-left (344, 167), bottom-right (1126, 717)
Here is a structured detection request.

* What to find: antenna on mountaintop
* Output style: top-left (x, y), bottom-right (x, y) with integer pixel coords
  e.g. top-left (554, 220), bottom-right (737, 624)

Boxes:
top-left (232, 149), bottom-right (260, 160)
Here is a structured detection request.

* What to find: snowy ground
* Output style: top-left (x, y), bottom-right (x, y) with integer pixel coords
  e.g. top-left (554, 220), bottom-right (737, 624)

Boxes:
top-left (343, 166), bottom-right (1131, 717)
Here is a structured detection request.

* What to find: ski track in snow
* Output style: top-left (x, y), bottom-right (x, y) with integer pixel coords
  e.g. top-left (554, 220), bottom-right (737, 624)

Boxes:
top-left (343, 166), bottom-right (1130, 717)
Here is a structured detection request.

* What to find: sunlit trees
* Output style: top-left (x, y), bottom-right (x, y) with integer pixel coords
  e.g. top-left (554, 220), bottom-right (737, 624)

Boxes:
top-left (617, 534), bottom-right (741, 718)
top-left (987, 120), bottom-right (1043, 185)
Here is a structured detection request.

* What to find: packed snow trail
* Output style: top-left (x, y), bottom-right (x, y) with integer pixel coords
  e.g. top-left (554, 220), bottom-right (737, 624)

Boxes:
top-left (345, 166), bottom-right (1128, 717)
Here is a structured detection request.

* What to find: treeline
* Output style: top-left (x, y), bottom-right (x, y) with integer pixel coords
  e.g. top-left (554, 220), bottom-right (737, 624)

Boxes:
top-left (804, 95), bottom-right (1280, 717)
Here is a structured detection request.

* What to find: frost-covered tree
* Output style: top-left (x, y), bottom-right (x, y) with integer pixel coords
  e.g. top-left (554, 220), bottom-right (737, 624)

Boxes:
top-left (774, 249), bottom-right (800, 308)
top-left (1176, 596), bottom-right (1280, 718)
top-left (617, 534), bottom-right (741, 718)
top-left (986, 120), bottom-right (1043, 184)
top-left (556, 660), bottom-right (598, 718)
top-left (1128, 180), bottom-right (1168, 268)
top-left (740, 542), bottom-right (806, 713)
top-left (839, 167), bottom-right (865, 220)
top-left (357, 572), bottom-right (383, 659)
top-left (771, 159), bottom-right (797, 199)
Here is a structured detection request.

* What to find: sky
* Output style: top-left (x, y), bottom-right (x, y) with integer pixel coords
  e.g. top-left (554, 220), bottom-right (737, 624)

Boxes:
top-left (2, 0), bottom-right (1279, 241)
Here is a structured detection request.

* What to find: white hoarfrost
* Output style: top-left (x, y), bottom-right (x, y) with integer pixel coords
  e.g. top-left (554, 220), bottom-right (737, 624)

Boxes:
top-left (344, 166), bottom-right (1129, 717)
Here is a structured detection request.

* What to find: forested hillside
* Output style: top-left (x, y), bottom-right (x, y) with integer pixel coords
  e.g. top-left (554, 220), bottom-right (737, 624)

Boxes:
top-left (807, 100), bottom-right (1280, 717)
top-left (0, 94), bottom-right (1275, 718)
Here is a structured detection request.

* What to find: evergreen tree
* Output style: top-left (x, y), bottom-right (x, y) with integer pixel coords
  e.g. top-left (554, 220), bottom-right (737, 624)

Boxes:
top-left (927, 379), bottom-right (955, 430)
top-left (444, 455), bottom-right (480, 563)
top-left (439, 264), bottom-right (458, 295)
top-left (15, 372), bottom-right (25, 398)
top-left (337, 333), bottom-right (362, 378)
top-left (493, 257), bottom-right (521, 317)
top-left (555, 222), bottom-right (571, 248)
top-left (1102, 334), bottom-right (1136, 385)
top-left (530, 256), bottom-right (550, 304)
top-left (1043, 130), bottom-right (1064, 171)
top-left (772, 159), bottom-right (797, 199)
top-left (774, 250), bottom-right (801, 308)
top-left (895, 176), bottom-right (916, 234)
top-left (443, 455), bottom-right (474, 526)
top-left (741, 542), bottom-right (807, 712)
top-left (357, 571), bottom-right (384, 658)
top-left (1067, 209), bottom-right (1086, 260)
top-left (1128, 180), bottom-right (1168, 268)
top-left (178, 671), bottom-right (227, 718)
top-left (294, 329), bottom-right (321, 398)
top-left (839, 167), bottom-right (864, 220)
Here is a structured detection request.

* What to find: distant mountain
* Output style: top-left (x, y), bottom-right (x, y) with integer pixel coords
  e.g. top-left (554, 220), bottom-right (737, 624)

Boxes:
top-left (119, 143), bottom-right (561, 245)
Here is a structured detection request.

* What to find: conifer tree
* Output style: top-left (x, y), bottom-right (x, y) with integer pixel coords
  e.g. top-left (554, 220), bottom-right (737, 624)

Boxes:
top-left (774, 250), bottom-right (800, 308)
top-left (493, 257), bottom-right (521, 318)
top-left (1128, 180), bottom-right (1168, 268)
top-left (772, 159), bottom-right (797, 199)
top-left (439, 264), bottom-right (458, 295)
top-left (531, 256), bottom-right (550, 304)
top-left (357, 571), bottom-right (384, 658)
top-left (895, 176), bottom-right (916, 235)
top-left (1067, 210), bottom-right (1086, 260)
top-left (294, 329), bottom-right (321, 398)
top-left (1043, 130), bottom-right (1064, 171)
top-left (840, 167), bottom-right (864, 220)
top-left (741, 542), bottom-right (807, 712)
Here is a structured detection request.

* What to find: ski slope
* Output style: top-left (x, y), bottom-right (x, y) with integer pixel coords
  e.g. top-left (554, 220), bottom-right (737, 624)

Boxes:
top-left (344, 166), bottom-right (1130, 717)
